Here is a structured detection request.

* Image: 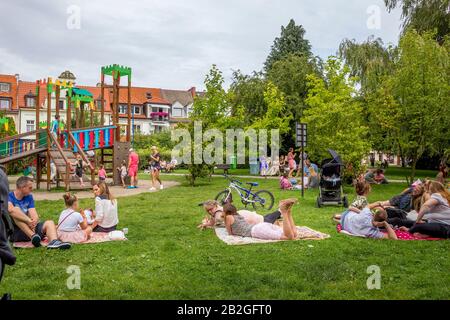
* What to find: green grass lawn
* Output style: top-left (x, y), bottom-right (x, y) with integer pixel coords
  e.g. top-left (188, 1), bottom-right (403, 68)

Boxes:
top-left (2, 174), bottom-right (449, 300)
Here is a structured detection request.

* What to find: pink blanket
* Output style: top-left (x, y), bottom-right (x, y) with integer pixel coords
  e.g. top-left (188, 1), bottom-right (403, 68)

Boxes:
top-left (13, 232), bottom-right (127, 248)
top-left (336, 224), bottom-right (444, 241)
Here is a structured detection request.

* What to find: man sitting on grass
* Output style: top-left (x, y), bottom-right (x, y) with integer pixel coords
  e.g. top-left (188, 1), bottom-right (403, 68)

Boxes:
top-left (8, 176), bottom-right (71, 249)
top-left (335, 205), bottom-right (398, 240)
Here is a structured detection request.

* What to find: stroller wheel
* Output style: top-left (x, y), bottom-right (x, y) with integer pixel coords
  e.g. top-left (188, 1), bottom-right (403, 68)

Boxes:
top-left (316, 197), bottom-right (322, 208)
top-left (343, 195), bottom-right (349, 208)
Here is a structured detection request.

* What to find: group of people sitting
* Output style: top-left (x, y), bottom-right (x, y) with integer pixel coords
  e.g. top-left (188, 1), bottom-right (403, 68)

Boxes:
top-left (364, 169), bottom-right (389, 184)
top-left (8, 176), bottom-right (119, 248)
top-left (333, 178), bottom-right (450, 239)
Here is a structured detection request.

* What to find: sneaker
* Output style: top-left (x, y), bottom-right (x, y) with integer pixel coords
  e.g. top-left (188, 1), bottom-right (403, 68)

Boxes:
top-left (47, 239), bottom-right (71, 250)
top-left (31, 234), bottom-right (41, 248)
top-left (160, 185), bottom-right (164, 190)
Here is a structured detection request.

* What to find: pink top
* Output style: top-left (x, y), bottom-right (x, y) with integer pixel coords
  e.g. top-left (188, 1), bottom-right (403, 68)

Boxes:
top-left (280, 177), bottom-right (292, 190)
top-left (129, 152), bottom-right (139, 167)
top-left (98, 168), bottom-right (106, 178)
top-left (287, 153), bottom-right (294, 161)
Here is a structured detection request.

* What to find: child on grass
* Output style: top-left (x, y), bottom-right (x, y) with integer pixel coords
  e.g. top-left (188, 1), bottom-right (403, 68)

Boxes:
top-left (57, 193), bottom-right (93, 243)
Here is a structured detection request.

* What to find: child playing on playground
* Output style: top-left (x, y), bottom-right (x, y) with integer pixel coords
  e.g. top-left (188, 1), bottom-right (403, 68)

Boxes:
top-left (98, 164), bottom-right (106, 182)
top-left (57, 193), bottom-right (93, 243)
top-left (71, 153), bottom-right (87, 187)
top-left (118, 161), bottom-right (127, 188)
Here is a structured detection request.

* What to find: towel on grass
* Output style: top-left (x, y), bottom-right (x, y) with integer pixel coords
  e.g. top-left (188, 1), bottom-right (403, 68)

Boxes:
top-left (336, 224), bottom-right (444, 241)
top-left (215, 226), bottom-right (330, 246)
top-left (13, 232), bottom-right (127, 248)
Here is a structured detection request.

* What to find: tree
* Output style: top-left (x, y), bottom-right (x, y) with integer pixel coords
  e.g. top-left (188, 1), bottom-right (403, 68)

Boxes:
top-left (339, 36), bottom-right (398, 94)
top-left (303, 57), bottom-right (371, 174)
top-left (264, 19), bottom-right (312, 72)
top-left (250, 81), bottom-right (292, 135)
top-left (384, 0), bottom-right (450, 43)
top-left (229, 70), bottom-right (268, 126)
top-left (389, 30), bottom-right (450, 180)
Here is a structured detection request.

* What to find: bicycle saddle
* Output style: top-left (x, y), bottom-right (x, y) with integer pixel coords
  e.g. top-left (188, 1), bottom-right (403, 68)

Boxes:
top-left (247, 182), bottom-right (259, 187)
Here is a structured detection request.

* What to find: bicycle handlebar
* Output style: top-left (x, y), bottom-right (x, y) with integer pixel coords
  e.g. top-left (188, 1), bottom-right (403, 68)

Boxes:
top-left (223, 174), bottom-right (242, 185)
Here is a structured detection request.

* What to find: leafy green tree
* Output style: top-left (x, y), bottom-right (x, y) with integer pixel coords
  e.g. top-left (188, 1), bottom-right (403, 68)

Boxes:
top-left (389, 30), bottom-right (450, 180)
top-left (264, 19), bottom-right (312, 72)
top-left (384, 0), bottom-right (450, 43)
top-left (303, 57), bottom-right (371, 174)
top-left (339, 36), bottom-right (398, 94)
top-left (250, 81), bottom-right (292, 135)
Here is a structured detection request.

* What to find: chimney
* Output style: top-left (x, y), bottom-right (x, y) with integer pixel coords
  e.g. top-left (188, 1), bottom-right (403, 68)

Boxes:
top-left (188, 87), bottom-right (196, 98)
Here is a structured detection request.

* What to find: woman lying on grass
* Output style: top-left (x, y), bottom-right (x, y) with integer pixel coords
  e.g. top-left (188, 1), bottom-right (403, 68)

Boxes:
top-left (224, 199), bottom-right (299, 240)
top-left (197, 200), bottom-right (282, 230)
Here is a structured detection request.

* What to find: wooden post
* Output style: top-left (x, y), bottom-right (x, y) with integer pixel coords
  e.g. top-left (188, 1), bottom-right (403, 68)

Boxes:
top-left (75, 103), bottom-right (80, 128)
top-left (101, 72), bottom-right (105, 125)
top-left (55, 85), bottom-right (60, 118)
top-left (127, 75), bottom-right (131, 142)
top-left (80, 103), bottom-right (85, 128)
top-left (36, 80), bottom-right (41, 189)
top-left (67, 95), bottom-right (72, 132)
top-left (46, 79), bottom-right (51, 191)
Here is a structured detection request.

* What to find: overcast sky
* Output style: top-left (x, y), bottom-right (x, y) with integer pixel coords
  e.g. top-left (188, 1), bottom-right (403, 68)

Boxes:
top-left (0, 0), bottom-right (402, 90)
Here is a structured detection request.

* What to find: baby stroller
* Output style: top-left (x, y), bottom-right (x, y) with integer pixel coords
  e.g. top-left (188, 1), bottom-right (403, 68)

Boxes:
top-left (316, 150), bottom-right (348, 208)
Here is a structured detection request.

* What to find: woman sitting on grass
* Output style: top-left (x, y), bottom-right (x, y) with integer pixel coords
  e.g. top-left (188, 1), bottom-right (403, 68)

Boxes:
top-left (224, 199), bottom-right (299, 240)
top-left (280, 172), bottom-right (302, 190)
top-left (57, 193), bottom-right (93, 243)
top-left (197, 200), bottom-right (283, 230)
top-left (399, 181), bottom-right (450, 239)
top-left (374, 169), bottom-right (388, 184)
top-left (91, 182), bottom-right (118, 233)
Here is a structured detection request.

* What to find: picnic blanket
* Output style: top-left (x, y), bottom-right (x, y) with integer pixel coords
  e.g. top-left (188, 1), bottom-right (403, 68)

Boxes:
top-left (336, 224), bottom-right (444, 241)
top-left (13, 232), bottom-right (127, 248)
top-left (215, 226), bottom-right (330, 246)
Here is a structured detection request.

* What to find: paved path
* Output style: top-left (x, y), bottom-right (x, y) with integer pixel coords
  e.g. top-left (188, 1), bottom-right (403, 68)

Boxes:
top-left (8, 177), bottom-right (180, 201)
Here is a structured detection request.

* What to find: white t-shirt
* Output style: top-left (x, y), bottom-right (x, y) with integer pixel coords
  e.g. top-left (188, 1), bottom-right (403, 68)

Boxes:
top-left (95, 196), bottom-right (119, 228)
top-left (58, 209), bottom-right (84, 232)
top-left (425, 193), bottom-right (450, 225)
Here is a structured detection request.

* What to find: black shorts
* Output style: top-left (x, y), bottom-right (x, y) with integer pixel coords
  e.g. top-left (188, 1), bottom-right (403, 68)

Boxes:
top-left (12, 221), bottom-right (45, 242)
top-left (93, 225), bottom-right (117, 233)
top-left (75, 169), bottom-right (83, 178)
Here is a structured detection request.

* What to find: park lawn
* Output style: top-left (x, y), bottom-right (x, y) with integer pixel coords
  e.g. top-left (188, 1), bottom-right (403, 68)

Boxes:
top-left (2, 175), bottom-right (450, 300)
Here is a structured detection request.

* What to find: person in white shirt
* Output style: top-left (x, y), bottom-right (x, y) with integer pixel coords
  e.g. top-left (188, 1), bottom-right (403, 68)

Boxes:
top-left (91, 182), bottom-right (119, 233)
top-left (57, 193), bottom-right (92, 243)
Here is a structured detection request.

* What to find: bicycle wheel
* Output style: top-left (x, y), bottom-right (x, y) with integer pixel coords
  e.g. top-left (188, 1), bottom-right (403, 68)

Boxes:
top-left (215, 190), bottom-right (232, 205)
top-left (251, 190), bottom-right (274, 211)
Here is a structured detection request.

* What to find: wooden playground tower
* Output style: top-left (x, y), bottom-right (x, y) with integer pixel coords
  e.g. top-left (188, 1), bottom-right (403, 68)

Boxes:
top-left (0, 64), bottom-right (133, 191)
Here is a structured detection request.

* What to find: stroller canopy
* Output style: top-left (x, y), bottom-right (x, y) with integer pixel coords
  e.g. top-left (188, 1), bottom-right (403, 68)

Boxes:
top-left (320, 150), bottom-right (344, 177)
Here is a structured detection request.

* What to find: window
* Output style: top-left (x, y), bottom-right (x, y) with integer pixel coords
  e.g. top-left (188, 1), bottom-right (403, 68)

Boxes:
top-left (26, 97), bottom-right (36, 107)
top-left (172, 107), bottom-right (183, 118)
top-left (119, 105), bottom-right (127, 114)
top-left (95, 100), bottom-right (102, 109)
top-left (0, 98), bottom-right (11, 110)
top-left (133, 106), bottom-right (141, 115)
top-left (146, 92), bottom-right (152, 99)
top-left (0, 83), bottom-right (11, 93)
top-left (26, 120), bottom-right (35, 132)
top-left (133, 125), bottom-right (141, 133)
top-left (59, 100), bottom-right (64, 110)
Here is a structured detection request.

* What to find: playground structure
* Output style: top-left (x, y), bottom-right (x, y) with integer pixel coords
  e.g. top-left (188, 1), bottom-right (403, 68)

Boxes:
top-left (0, 65), bottom-right (133, 191)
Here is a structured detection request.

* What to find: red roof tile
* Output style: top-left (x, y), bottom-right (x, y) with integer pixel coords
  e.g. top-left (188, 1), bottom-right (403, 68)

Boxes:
top-left (0, 74), bottom-right (18, 110)
top-left (116, 87), bottom-right (170, 106)
top-left (16, 81), bottom-right (47, 109)
top-left (76, 85), bottom-right (112, 112)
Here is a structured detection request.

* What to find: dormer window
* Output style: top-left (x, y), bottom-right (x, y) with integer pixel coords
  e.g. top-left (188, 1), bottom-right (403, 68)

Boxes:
top-left (25, 91), bottom-right (36, 107)
top-left (146, 92), bottom-right (152, 99)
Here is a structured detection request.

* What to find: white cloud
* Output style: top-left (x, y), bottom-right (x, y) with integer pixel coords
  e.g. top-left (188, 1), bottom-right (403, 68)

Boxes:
top-left (0, 0), bottom-right (401, 89)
